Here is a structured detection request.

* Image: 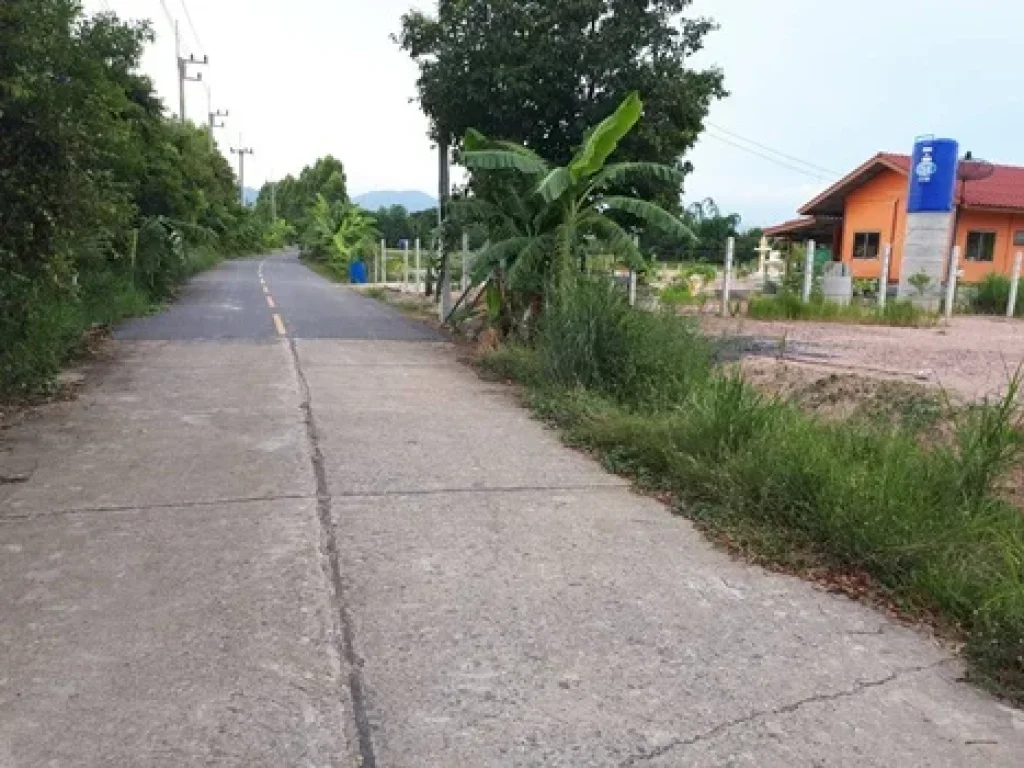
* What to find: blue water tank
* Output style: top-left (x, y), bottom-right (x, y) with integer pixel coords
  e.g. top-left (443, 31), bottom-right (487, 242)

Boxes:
top-left (907, 137), bottom-right (959, 213)
top-left (349, 260), bottom-right (368, 284)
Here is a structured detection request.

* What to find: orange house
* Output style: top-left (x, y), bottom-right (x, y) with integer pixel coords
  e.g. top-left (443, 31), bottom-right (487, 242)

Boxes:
top-left (766, 154), bottom-right (1024, 285)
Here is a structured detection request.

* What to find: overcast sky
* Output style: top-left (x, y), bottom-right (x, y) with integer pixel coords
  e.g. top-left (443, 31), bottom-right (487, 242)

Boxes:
top-left (85, 1), bottom-right (1024, 227)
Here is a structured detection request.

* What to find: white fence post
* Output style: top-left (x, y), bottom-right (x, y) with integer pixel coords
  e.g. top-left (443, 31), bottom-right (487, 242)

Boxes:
top-left (628, 270), bottom-right (638, 307)
top-left (878, 243), bottom-right (892, 310)
top-left (721, 236), bottom-right (735, 317)
top-left (801, 239), bottom-right (816, 303)
top-left (1008, 251), bottom-right (1023, 318)
top-left (403, 241), bottom-right (410, 293)
top-left (380, 239), bottom-right (387, 284)
top-left (415, 238), bottom-right (422, 295)
top-left (461, 232), bottom-right (470, 292)
top-left (944, 245), bottom-right (961, 321)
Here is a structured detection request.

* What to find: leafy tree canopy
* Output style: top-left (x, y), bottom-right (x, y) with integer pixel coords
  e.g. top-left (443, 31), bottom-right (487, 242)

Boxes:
top-left (397, 0), bottom-right (726, 207)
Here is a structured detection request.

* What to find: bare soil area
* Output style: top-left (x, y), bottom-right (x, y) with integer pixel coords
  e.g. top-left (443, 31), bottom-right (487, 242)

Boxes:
top-left (704, 314), bottom-right (1024, 402)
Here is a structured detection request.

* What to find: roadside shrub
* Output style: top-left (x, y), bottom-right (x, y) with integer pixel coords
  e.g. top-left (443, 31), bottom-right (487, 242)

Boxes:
top-left (540, 279), bottom-right (711, 410)
top-left (748, 293), bottom-right (932, 327)
top-left (969, 273), bottom-right (1024, 316)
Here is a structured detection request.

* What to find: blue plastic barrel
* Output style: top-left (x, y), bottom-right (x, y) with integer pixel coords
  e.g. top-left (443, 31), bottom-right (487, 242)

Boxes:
top-left (349, 260), bottom-right (368, 284)
top-left (907, 137), bottom-right (958, 213)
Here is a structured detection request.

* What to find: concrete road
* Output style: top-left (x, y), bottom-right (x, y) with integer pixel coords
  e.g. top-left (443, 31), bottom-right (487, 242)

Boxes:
top-left (1, 252), bottom-right (1021, 767)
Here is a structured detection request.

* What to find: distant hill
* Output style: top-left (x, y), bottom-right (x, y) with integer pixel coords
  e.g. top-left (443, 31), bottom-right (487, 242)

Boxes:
top-left (242, 187), bottom-right (259, 207)
top-left (354, 190), bottom-right (437, 212)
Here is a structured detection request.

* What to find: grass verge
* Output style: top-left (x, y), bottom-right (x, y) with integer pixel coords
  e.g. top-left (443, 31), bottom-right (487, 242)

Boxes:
top-left (748, 292), bottom-right (935, 327)
top-left (1, 248), bottom-right (223, 399)
top-left (482, 278), bottom-right (1024, 704)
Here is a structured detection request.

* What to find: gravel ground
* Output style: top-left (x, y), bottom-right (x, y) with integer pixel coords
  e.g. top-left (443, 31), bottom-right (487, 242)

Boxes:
top-left (702, 315), bottom-right (1024, 402)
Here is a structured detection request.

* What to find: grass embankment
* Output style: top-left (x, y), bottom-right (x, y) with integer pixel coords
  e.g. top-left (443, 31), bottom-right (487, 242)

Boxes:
top-left (748, 292), bottom-right (933, 327)
top-left (482, 279), bottom-right (1024, 703)
top-left (1, 249), bottom-right (221, 399)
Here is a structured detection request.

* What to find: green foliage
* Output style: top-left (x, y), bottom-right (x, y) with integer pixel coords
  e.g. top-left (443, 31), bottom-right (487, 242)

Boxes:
top-left (484, 279), bottom-right (1024, 703)
top-left (969, 273), bottom-right (1024, 316)
top-left (747, 294), bottom-right (933, 327)
top-left (0, 1), bottom-right (255, 397)
top-left (258, 156), bottom-right (349, 241)
top-left (396, 0), bottom-right (726, 214)
top-left (459, 93), bottom-right (694, 315)
top-left (302, 195), bottom-right (378, 274)
top-left (909, 270), bottom-right (933, 297)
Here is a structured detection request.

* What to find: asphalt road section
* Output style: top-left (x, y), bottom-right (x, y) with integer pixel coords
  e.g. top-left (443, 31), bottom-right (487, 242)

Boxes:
top-left (1, 251), bottom-right (1021, 766)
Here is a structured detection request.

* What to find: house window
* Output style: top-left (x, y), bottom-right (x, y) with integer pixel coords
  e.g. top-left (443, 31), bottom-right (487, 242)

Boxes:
top-left (1013, 230), bottom-right (1024, 247)
top-left (966, 231), bottom-right (997, 262)
top-left (852, 232), bottom-right (881, 259)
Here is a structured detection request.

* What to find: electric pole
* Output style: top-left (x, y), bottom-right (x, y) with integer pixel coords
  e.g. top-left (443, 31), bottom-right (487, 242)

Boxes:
top-left (270, 182), bottom-right (278, 221)
top-left (176, 20), bottom-right (208, 123)
top-left (208, 108), bottom-right (229, 151)
top-left (231, 146), bottom-right (254, 206)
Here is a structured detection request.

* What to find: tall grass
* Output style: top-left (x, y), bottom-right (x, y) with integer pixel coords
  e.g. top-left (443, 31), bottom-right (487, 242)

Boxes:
top-left (969, 273), bottom-right (1024, 317)
top-left (483, 279), bottom-right (1024, 703)
top-left (748, 292), bottom-right (932, 327)
top-left (1, 247), bottom-right (221, 398)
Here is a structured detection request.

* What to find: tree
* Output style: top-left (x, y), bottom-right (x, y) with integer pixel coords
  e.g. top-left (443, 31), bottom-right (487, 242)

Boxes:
top-left (303, 195), bottom-right (378, 275)
top-left (262, 156), bottom-right (350, 241)
top-left (459, 92), bottom-right (694, 330)
top-left (397, 0), bottom-right (726, 209)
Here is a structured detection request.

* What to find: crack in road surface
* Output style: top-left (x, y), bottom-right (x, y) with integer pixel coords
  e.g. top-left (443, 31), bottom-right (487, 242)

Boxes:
top-left (286, 335), bottom-right (378, 768)
top-left (619, 660), bottom-right (953, 765)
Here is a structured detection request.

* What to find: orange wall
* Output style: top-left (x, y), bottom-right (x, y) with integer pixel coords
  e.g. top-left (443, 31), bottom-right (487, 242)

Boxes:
top-left (840, 170), bottom-right (1024, 283)
top-left (953, 210), bottom-right (1024, 284)
top-left (841, 169), bottom-right (906, 280)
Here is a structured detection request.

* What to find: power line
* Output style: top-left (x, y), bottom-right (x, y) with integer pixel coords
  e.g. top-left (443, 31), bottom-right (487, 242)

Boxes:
top-left (178, 0), bottom-right (206, 56)
top-left (706, 122), bottom-right (840, 178)
top-left (704, 129), bottom-right (836, 183)
top-left (156, 0), bottom-right (176, 31)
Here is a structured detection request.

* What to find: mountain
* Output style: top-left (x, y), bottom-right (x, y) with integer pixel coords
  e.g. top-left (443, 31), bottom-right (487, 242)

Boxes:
top-left (354, 190), bottom-right (437, 212)
top-left (242, 187), bottom-right (259, 207)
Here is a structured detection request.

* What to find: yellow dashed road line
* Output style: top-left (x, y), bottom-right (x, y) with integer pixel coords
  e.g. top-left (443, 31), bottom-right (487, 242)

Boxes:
top-left (272, 313), bottom-right (287, 337)
top-left (266, 295), bottom-right (276, 309)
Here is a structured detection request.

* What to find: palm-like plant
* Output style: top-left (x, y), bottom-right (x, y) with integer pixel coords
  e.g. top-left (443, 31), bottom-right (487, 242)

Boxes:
top-left (460, 92), bottom-right (695, 293)
top-left (308, 194), bottom-right (378, 270)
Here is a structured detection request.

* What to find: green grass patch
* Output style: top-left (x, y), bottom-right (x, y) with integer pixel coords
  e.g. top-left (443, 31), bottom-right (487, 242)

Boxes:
top-left (481, 278), bottom-right (1024, 704)
top-left (1, 249), bottom-right (223, 399)
top-left (748, 292), bottom-right (934, 327)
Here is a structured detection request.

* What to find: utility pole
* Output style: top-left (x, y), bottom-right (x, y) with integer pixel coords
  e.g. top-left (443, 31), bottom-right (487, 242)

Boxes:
top-left (206, 88), bottom-right (228, 151)
top-left (176, 21), bottom-right (208, 123)
top-left (230, 146), bottom-right (254, 206)
top-left (270, 182), bottom-right (277, 221)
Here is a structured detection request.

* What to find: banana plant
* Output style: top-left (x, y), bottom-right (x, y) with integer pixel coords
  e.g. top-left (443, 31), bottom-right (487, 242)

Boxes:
top-left (309, 194), bottom-right (378, 270)
top-left (461, 92), bottom-right (695, 293)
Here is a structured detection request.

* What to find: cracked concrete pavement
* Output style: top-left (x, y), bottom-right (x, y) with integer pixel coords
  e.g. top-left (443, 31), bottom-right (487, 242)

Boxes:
top-left (1, 252), bottom-right (1022, 766)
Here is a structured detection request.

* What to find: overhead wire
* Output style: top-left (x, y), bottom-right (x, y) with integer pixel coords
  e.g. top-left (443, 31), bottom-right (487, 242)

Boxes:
top-left (178, 0), bottom-right (206, 57)
top-left (706, 122), bottom-right (840, 178)
top-left (703, 129), bottom-right (836, 183)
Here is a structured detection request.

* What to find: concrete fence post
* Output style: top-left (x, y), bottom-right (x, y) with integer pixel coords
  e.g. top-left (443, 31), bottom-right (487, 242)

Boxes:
top-left (403, 241), bottom-right (410, 293)
top-left (721, 236), bottom-right (735, 317)
top-left (878, 243), bottom-right (892, 311)
top-left (461, 232), bottom-right (470, 292)
top-left (380, 239), bottom-right (387, 284)
top-left (944, 245), bottom-right (961, 322)
top-left (415, 238), bottom-right (422, 294)
top-left (628, 270), bottom-right (638, 307)
top-left (801, 239), bottom-right (816, 304)
top-left (1008, 251), bottom-right (1023, 318)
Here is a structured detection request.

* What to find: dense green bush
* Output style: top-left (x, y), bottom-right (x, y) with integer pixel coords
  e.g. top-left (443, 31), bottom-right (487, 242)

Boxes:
top-left (539, 279), bottom-right (711, 410)
top-left (748, 293), bottom-right (932, 327)
top-left (969, 273), bottom-right (1024, 316)
top-left (484, 279), bottom-right (1024, 703)
top-left (0, 2), bottom-right (261, 397)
